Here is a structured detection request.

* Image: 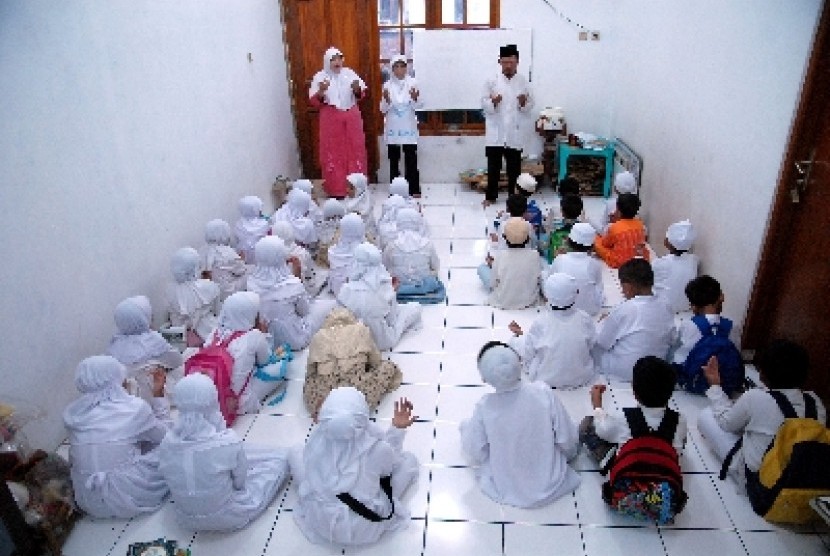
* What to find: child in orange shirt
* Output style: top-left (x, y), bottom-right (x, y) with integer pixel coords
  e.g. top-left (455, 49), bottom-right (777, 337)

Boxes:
top-left (594, 193), bottom-right (649, 269)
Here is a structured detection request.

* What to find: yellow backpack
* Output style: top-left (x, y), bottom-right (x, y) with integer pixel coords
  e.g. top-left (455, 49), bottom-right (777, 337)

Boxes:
top-left (722, 391), bottom-right (830, 523)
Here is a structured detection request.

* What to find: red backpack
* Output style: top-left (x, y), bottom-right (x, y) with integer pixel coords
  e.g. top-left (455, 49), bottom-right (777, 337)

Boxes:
top-left (601, 407), bottom-right (688, 524)
top-left (184, 330), bottom-right (248, 427)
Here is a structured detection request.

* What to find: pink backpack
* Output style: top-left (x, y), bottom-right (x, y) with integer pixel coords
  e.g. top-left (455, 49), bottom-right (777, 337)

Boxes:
top-left (184, 330), bottom-right (248, 427)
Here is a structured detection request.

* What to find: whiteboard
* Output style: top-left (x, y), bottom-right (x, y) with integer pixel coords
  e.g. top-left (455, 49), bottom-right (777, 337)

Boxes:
top-left (412, 28), bottom-right (532, 111)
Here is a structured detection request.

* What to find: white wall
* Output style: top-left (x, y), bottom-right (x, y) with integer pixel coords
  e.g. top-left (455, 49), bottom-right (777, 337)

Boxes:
top-left (0, 0), bottom-right (300, 449)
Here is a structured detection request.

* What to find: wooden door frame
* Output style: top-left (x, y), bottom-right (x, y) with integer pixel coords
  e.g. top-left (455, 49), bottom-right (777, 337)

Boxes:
top-left (742, 1), bottom-right (830, 350)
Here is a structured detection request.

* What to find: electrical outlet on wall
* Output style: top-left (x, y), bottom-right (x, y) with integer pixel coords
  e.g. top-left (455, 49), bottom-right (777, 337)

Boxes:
top-left (578, 31), bottom-right (588, 41)
top-left (590, 31), bottom-right (600, 41)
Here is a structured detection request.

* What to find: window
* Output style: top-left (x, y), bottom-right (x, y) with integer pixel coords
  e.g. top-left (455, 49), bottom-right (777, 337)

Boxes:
top-left (378, 0), bottom-right (499, 135)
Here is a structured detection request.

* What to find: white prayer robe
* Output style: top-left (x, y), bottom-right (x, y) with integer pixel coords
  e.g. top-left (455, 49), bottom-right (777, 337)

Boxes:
top-left (158, 430), bottom-right (288, 531)
top-left (488, 248), bottom-right (541, 309)
top-left (549, 252), bottom-right (604, 316)
top-left (166, 278), bottom-right (220, 341)
top-left (257, 279), bottom-right (337, 352)
top-left (481, 72), bottom-right (534, 149)
top-left (594, 295), bottom-right (674, 381)
top-left (459, 381), bottom-right (580, 508)
top-left (383, 239), bottom-right (440, 285)
top-left (652, 253), bottom-right (700, 313)
top-left (337, 281), bottom-right (421, 351)
top-left (199, 244), bottom-right (248, 301)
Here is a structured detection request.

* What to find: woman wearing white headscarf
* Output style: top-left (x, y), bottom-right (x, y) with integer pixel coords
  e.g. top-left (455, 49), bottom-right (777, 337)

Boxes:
top-left (382, 208), bottom-right (445, 304)
top-left (199, 219), bottom-right (248, 301)
top-left (336, 243), bottom-right (422, 351)
top-left (344, 173), bottom-right (377, 240)
top-left (234, 195), bottom-right (271, 264)
top-left (63, 355), bottom-right (171, 518)
top-left (204, 291), bottom-right (287, 415)
top-left (328, 213), bottom-right (366, 296)
top-left (271, 188), bottom-right (319, 249)
top-left (291, 387), bottom-right (419, 545)
top-left (247, 237), bottom-right (336, 351)
top-left (271, 221), bottom-right (326, 297)
top-left (107, 295), bottom-right (184, 402)
top-left (315, 198), bottom-right (346, 268)
top-left (166, 247), bottom-right (220, 347)
top-left (309, 47), bottom-right (368, 198)
top-left (157, 374), bottom-right (289, 531)
top-left (459, 342), bottom-right (581, 508)
top-left (381, 55), bottom-right (422, 196)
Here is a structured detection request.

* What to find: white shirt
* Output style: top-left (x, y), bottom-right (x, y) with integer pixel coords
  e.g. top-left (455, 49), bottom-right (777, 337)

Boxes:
top-left (383, 241), bottom-right (440, 284)
top-left (489, 247), bottom-right (541, 309)
top-left (460, 381), bottom-right (581, 508)
top-left (652, 253), bottom-right (699, 313)
top-left (481, 72), bottom-right (534, 149)
top-left (671, 313), bottom-right (723, 364)
top-left (199, 244), bottom-right (248, 301)
top-left (549, 252), bottom-right (604, 316)
top-left (380, 75), bottom-right (422, 145)
top-left (337, 281), bottom-right (422, 351)
top-left (593, 404), bottom-right (688, 455)
top-left (595, 295), bottom-right (674, 381)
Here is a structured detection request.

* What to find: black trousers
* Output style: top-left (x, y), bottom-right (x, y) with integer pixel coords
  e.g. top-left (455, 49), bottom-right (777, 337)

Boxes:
top-left (388, 144), bottom-right (420, 195)
top-left (485, 145), bottom-right (522, 201)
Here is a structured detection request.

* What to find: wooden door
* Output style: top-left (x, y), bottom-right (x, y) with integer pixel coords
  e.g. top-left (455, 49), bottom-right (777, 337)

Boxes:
top-left (282, 0), bottom-right (381, 182)
top-left (743, 1), bottom-right (830, 403)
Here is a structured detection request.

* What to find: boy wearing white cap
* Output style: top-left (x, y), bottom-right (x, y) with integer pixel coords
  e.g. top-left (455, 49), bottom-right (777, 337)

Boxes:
top-left (653, 220), bottom-right (699, 313)
top-left (459, 341), bottom-right (580, 508)
top-left (548, 223), bottom-right (604, 316)
top-left (478, 217), bottom-right (541, 309)
top-left (508, 273), bottom-right (596, 388)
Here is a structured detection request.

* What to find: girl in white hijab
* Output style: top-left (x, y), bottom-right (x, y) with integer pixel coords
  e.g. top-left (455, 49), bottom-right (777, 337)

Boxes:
top-left (157, 374), bottom-right (289, 531)
top-left (327, 213), bottom-right (366, 296)
top-left (459, 342), bottom-right (581, 508)
top-left (271, 220), bottom-right (326, 297)
top-left (336, 243), bottom-right (422, 351)
top-left (247, 236), bottom-right (336, 351)
top-left (63, 355), bottom-right (171, 518)
top-left (107, 295), bottom-right (184, 402)
top-left (204, 291), bottom-right (287, 415)
top-left (199, 218), bottom-right (248, 301)
top-left (271, 188), bottom-right (319, 249)
top-left (291, 387), bottom-right (419, 545)
top-left (234, 195), bottom-right (271, 264)
top-left (382, 208), bottom-right (444, 304)
top-left (292, 179), bottom-right (323, 223)
top-left (376, 194), bottom-right (407, 250)
top-left (309, 47), bottom-right (368, 198)
top-left (315, 198), bottom-right (346, 268)
top-left (344, 173), bottom-right (377, 239)
top-left (166, 247), bottom-right (221, 347)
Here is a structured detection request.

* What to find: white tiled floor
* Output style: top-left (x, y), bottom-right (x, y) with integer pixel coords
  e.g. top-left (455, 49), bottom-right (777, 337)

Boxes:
top-left (62, 182), bottom-right (829, 555)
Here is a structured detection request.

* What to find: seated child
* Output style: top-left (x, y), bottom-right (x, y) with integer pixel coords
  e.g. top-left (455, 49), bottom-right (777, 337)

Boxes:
top-left (107, 295), bottom-right (183, 403)
top-left (546, 194), bottom-right (584, 261)
top-left (478, 217), bottom-right (541, 310)
top-left (548, 223), bottom-right (603, 316)
top-left (199, 219), bottom-right (248, 300)
top-left (580, 356), bottom-right (687, 522)
top-left (594, 259), bottom-right (674, 381)
top-left (376, 194), bottom-right (408, 250)
top-left (508, 273), bottom-right (596, 388)
top-left (315, 198), bottom-right (346, 268)
top-left (291, 178), bottom-right (323, 224)
top-left (489, 193), bottom-right (536, 251)
top-left (383, 208), bottom-right (445, 304)
top-left (337, 243), bottom-right (422, 351)
top-left (459, 341), bottom-right (580, 508)
top-left (672, 275), bottom-right (744, 395)
top-left (594, 192), bottom-right (649, 269)
top-left (247, 236), bottom-right (336, 351)
top-left (271, 188), bottom-right (318, 251)
top-left (291, 387), bottom-right (419, 545)
top-left (697, 339), bottom-right (827, 494)
top-left (593, 170), bottom-right (637, 235)
top-left (653, 219), bottom-right (699, 313)
top-left (304, 307), bottom-right (402, 418)
top-left (271, 220), bottom-right (326, 297)
top-left (63, 355), bottom-right (171, 518)
top-left (204, 291), bottom-right (289, 414)
top-left (389, 176), bottom-right (421, 211)
top-left (234, 195), bottom-right (270, 264)
top-left (158, 374), bottom-right (288, 531)
top-left (166, 247), bottom-right (220, 347)
top-left (344, 173), bottom-right (378, 241)
top-left (328, 213), bottom-right (366, 295)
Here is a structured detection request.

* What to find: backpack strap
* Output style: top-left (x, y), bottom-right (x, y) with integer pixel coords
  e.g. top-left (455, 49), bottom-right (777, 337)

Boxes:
top-left (804, 392), bottom-right (818, 420)
top-left (336, 476), bottom-right (395, 522)
top-left (767, 390), bottom-right (798, 419)
top-left (623, 407), bottom-right (678, 443)
top-left (719, 437), bottom-right (743, 480)
top-left (655, 409), bottom-right (680, 442)
top-left (691, 315), bottom-right (733, 338)
top-left (623, 407), bottom-right (649, 438)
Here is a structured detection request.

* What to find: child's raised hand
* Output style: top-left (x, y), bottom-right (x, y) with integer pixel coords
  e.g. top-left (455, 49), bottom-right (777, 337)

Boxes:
top-left (590, 384), bottom-right (606, 408)
top-left (702, 355), bottom-right (721, 386)
top-left (508, 320), bottom-right (523, 336)
top-left (392, 397), bottom-right (417, 429)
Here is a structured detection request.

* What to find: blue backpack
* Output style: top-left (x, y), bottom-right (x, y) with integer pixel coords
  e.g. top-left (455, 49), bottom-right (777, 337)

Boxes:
top-left (677, 315), bottom-right (745, 396)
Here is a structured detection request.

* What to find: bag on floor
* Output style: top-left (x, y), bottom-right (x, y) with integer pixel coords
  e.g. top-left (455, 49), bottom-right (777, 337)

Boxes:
top-left (721, 391), bottom-right (830, 524)
top-left (601, 407), bottom-right (687, 524)
top-left (677, 315), bottom-right (744, 396)
top-left (184, 330), bottom-right (247, 426)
